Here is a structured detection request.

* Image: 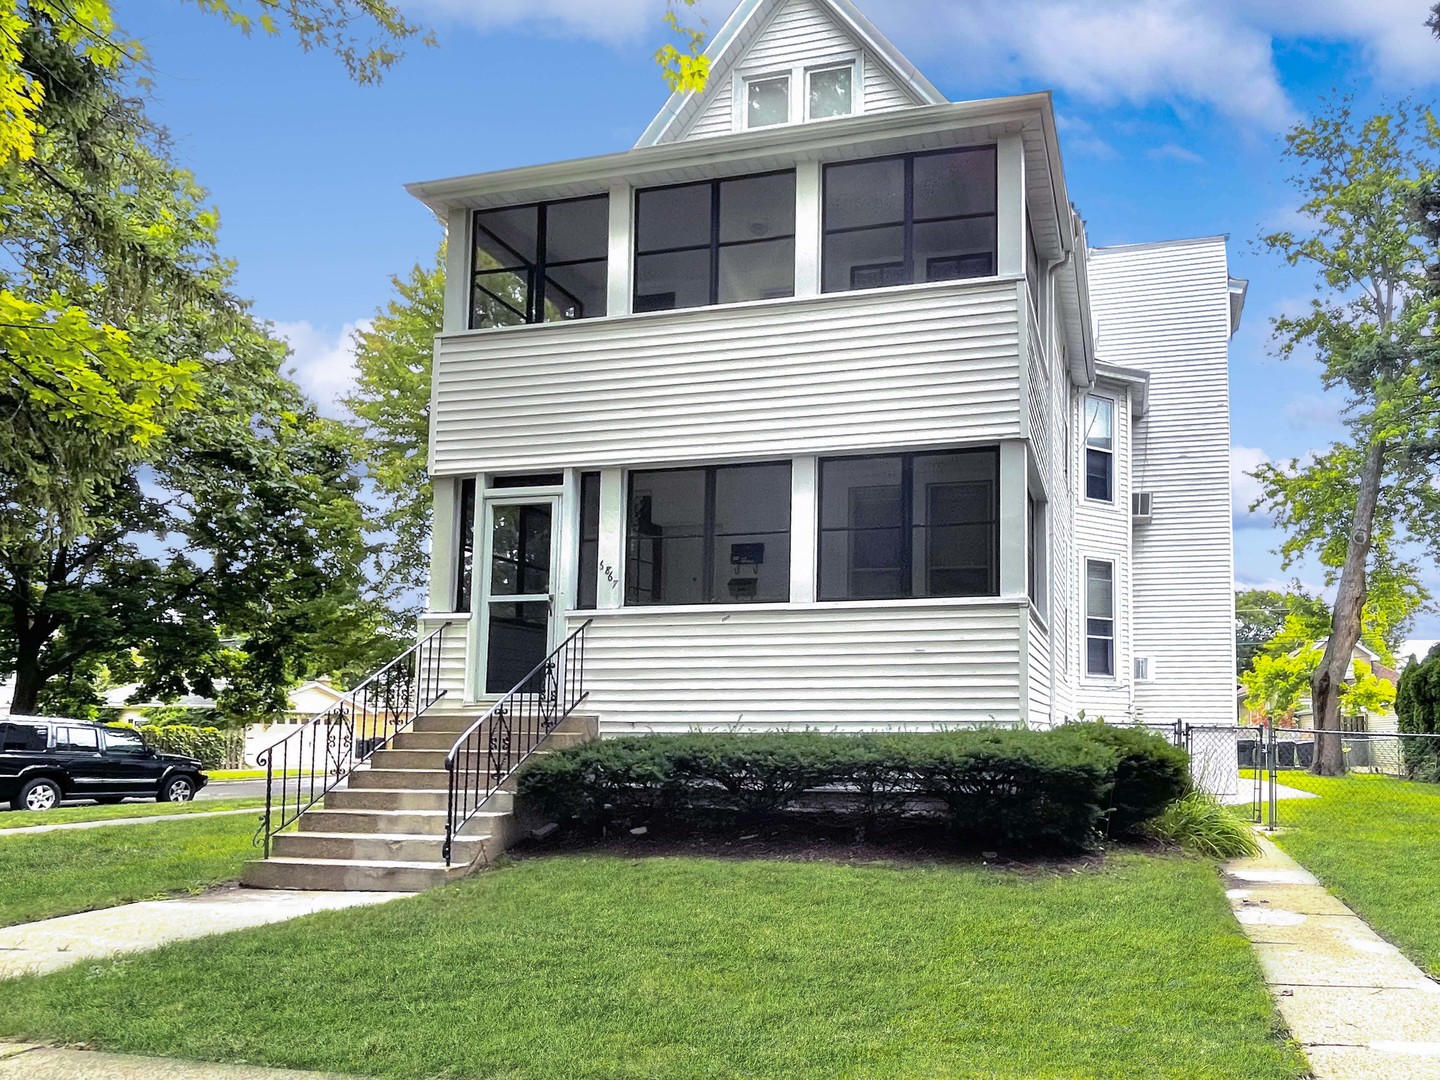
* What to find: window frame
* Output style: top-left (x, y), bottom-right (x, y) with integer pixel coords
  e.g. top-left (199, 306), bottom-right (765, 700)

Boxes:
top-left (632, 170), bottom-right (797, 313)
top-left (469, 194), bottom-right (609, 330)
top-left (454, 477), bottom-right (477, 613)
top-left (576, 471), bottom-right (601, 611)
top-left (624, 460), bottom-right (793, 607)
top-left (805, 62), bottom-right (855, 122)
top-left (821, 145), bottom-right (999, 295)
top-left (743, 72), bottom-right (792, 129)
top-left (1027, 489), bottom-right (1047, 619)
top-left (1083, 393), bottom-right (1116, 503)
top-left (1084, 558), bottom-right (1116, 679)
top-left (816, 447), bottom-right (1001, 603)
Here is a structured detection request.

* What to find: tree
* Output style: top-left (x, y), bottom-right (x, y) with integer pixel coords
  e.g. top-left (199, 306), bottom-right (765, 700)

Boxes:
top-left (1397, 645), bottom-right (1440, 779)
top-left (1339, 659), bottom-right (1397, 723)
top-left (1252, 100), bottom-right (1440, 775)
top-left (1235, 587), bottom-right (1329, 675)
top-left (343, 248), bottom-right (444, 625)
top-left (1242, 641), bottom-right (1322, 723)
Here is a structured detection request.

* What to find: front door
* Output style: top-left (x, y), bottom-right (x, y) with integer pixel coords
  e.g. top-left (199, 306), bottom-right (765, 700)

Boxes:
top-left (479, 497), bottom-right (559, 696)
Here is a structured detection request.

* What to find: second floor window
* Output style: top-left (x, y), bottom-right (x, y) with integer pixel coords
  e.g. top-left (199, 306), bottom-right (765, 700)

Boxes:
top-left (470, 196), bottom-right (609, 330)
top-left (1084, 395), bottom-right (1114, 502)
top-left (634, 172), bottom-right (796, 313)
top-left (822, 146), bottom-right (997, 294)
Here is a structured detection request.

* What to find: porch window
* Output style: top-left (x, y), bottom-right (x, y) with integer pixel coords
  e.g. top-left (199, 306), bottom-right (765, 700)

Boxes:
top-left (625, 462), bottom-right (791, 605)
top-left (470, 195), bottom-right (608, 329)
top-left (817, 449), bottom-right (999, 601)
top-left (576, 471), bottom-right (601, 609)
top-left (1084, 395), bottom-right (1114, 501)
top-left (633, 172), bottom-right (796, 313)
top-left (454, 477), bottom-right (477, 612)
top-left (822, 147), bottom-right (997, 293)
top-left (1085, 559), bottom-right (1115, 677)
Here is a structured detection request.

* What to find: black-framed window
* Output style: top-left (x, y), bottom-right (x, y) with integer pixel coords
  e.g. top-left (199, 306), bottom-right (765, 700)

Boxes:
top-left (1084, 395), bottom-right (1114, 502)
top-left (626, 462), bottom-right (791, 605)
top-left (577, 471), bottom-right (601, 609)
top-left (818, 449), bottom-right (999, 601)
top-left (1027, 491), bottom-right (1043, 611)
top-left (822, 147), bottom-right (997, 294)
top-left (454, 477), bottom-right (477, 612)
top-left (1085, 559), bottom-right (1115, 677)
top-left (470, 196), bottom-right (608, 329)
top-left (633, 172), bottom-right (796, 313)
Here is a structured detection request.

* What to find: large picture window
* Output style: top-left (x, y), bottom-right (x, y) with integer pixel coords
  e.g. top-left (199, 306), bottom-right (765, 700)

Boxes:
top-left (822, 147), bottom-right (997, 293)
top-left (1084, 395), bottom-right (1114, 502)
top-left (818, 449), bottom-right (999, 601)
top-left (470, 196), bottom-right (608, 329)
top-left (634, 172), bottom-right (796, 313)
top-left (1085, 559), bottom-right (1115, 677)
top-left (626, 462), bottom-right (791, 605)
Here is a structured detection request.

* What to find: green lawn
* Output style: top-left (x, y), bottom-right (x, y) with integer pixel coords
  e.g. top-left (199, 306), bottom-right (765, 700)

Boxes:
top-left (206, 769), bottom-right (315, 781)
top-left (1267, 769), bottom-right (1440, 977)
top-left (0, 797), bottom-right (264, 830)
top-left (0, 813), bottom-right (259, 927)
top-left (0, 852), bottom-right (1302, 1079)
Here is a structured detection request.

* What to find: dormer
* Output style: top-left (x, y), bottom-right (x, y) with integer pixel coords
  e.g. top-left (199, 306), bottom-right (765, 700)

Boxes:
top-left (635, 0), bottom-right (946, 147)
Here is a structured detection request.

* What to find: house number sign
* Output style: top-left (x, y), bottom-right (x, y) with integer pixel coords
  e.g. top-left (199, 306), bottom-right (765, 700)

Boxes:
top-left (600, 561), bottom-right (618, 586)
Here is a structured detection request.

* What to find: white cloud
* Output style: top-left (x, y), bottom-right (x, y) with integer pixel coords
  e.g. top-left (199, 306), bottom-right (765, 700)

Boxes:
top-left (414, 0), bottom-right (665, 45)
top-left (1231, 445), bottom-right (1272, 527)
top-left (1283, 393), bottom-right (1346, 432)
top-left (1147, 143), bottom-right (1204, 165)
top-left (272, 319), bottom-right (373, 419)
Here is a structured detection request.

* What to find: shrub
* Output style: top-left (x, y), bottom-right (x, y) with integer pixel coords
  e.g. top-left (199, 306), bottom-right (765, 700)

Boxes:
top-left (519, 729), bottom-right (1126, 852)
top-left (1056, 723), bottom-right (1191, 835)
top-left (115, 724), bottom-right (229, 769)
top-left (1147, 792), bottom-right (1260, 859)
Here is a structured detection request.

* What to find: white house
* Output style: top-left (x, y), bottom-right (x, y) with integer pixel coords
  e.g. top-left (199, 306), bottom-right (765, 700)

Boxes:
top-left (404, 0), bottom-right (1243, 739)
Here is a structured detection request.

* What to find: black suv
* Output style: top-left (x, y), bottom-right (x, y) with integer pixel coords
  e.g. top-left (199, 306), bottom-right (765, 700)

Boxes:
top-left (0, 717), bottom-right (208, 812)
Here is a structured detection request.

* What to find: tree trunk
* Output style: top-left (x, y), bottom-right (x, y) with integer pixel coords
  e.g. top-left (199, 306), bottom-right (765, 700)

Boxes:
top-left (1311, 440), bottom-right (1387, 776)
top-left (8, 648), bottom-right (45, 715)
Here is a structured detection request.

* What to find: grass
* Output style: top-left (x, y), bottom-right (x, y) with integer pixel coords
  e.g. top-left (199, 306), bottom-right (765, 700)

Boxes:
top-left (0, 813), bottom-right (259, 927)
top-left (1266, 768), bottom-right (1440, 977)
top-left (206, 769), bottom-right (314, 781)
top-left (0, 797), bottom-right (265, 830)
top-left (0, 852), bottom-right (1303, 1079)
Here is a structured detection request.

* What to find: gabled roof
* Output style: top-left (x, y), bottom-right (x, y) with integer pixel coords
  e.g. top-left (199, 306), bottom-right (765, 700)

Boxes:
top-left (635, 0), bottom-right (946, 148)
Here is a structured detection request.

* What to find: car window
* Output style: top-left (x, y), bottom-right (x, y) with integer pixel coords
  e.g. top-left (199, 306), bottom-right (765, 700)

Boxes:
top-left (103, 728), bottom-right (149, 756)
top-left (0, 722), bottom-right (48, 752)
top-left (55, 726), bottom-right (99, 752)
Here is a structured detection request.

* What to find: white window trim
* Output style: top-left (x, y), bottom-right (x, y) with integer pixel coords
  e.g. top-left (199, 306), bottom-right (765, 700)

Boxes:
top-left (734, 54), bottom-right (864, 134)
top-left (1082, 392), bottom-right (1116, 505)
top-left (1084, 557), bottom-right (1117, 681)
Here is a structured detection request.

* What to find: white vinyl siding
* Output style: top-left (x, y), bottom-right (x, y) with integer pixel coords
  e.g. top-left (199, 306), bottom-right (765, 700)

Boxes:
top-left (1026, 609), bottom-right (1051, 726)
top-left (863, 57), bottom-right (913, 112)
top-left (430, 279), bottom-right (1023, 474)
top-left (1088, 237), bottom-right (1236, 726)
top-left (569, 601), bottom-right (1026, 732)
top-left (418, 614), bottom-right (472, 714)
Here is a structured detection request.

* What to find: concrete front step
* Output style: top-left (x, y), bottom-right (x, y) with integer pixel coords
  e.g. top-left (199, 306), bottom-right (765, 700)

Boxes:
top-left (368, 747), bottom-right (559, 772)
top-left (241, 856), bottom-right (464, 892)
top-left (324, 787), bottom-right (451, 811)
top-left (299, 807), bottom-right (449, 834)
top-left (273, 831), bottom-right (482, 864)
top-left (348, 768), bottom-right (451, 790)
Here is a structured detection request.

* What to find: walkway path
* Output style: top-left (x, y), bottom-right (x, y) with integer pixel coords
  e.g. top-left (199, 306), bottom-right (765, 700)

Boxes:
top-left (0, 1042), bottom-right (355, 1078)
top-left (1226, 835), bottom-right (1440, 1079)
top-left (0, 887), bottom-right (411, 979)
top-left (0, 807), bottom-right (258, 836)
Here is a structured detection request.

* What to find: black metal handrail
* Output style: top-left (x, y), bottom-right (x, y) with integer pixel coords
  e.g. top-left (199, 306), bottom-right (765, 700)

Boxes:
top-left (257, 623), bottom-right (449, 855)
top-left (443, 619), bottom-right (592, 866)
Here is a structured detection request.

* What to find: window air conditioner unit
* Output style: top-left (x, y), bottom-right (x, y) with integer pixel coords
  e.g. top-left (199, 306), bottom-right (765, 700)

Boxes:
top-left (1132, 491), bottom-right (1153, 525)
top-left (1134, 656), bottom-right (1154, 683)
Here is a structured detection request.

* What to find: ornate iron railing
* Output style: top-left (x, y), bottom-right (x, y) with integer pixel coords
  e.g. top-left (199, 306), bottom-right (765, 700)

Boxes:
top-left (257, 624), bottom-right (449, 855)
top-left (443, 619), bottom-right (592, 866)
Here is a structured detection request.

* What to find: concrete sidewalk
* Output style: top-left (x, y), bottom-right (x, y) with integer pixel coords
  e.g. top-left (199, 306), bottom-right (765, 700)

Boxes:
top-left (1226, 835), bottom-right (1440, 1079)
top-left (0, 887), bottom-right (411, 979)
top-left (0, 1042), bottom-right (354, 1078)
top-left (0, 808), bottom-right (258, 836)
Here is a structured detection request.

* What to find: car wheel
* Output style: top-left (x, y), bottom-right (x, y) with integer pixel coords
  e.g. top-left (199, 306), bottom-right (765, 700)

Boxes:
top-left (17, 778), bottom-right (62, 812)
top-left (159, 775), bottom-right (196, 803)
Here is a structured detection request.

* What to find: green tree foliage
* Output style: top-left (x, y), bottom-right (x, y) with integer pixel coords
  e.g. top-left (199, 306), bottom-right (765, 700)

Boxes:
top-left (0, 14), bottom-right (375, 719)
top-left (1396, 645), bottom-right (1440, 778)
top-left (657, 0), bottom-right (710, 93)
top-left (1235, 587), bottom-right (1329, 675)
top-left (1242, 640), bottom-right (1323, 723)
top-left (1251, 100), bottom-right (1440, 774)
top-left (343, 248), bottom-right (444, 624)
top-left (1341, 660), bottom-right (1397, 721)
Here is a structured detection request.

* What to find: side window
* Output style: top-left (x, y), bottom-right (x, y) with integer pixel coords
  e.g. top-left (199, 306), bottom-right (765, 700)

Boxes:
top-left (56, 726), bottom-right (99, 752)
top-left (807, 65), bottom-right (853, 120)
top-left (0, 722), bottom-right (48, 752)
top-left (103, 728), bottom-right (150, 756)
top-left (746, 74), bottom-right (790, 128)
top-left (1085, 559), bottom-right (1116, 677)
top-left (1084, 395), bottom-right (1114, 502)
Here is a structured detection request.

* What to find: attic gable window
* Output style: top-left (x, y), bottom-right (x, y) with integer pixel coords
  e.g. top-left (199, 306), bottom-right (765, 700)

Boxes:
top-left (469, 196), bottom-right (608, 330)
top-left (746, 75), bottom-right (790, 128)
top-left (808, 65), bottom-right (852, 120)
top-left (822, 146), bottom-right (997, 294)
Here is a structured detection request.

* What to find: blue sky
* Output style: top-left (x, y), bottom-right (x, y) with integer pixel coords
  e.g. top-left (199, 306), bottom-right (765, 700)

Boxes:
top-left (119, 0), bottom-right (1440, 633)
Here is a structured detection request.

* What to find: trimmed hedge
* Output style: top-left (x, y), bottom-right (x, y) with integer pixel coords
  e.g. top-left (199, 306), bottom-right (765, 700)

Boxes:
top-left (111, 723), bottom-right (229, 769)
top-left (517, 726), bottom-right (1189, 852)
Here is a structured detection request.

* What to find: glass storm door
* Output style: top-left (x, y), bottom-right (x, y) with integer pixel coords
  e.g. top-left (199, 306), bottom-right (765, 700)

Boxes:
top-left (481, 497), bottom-right (559, 696)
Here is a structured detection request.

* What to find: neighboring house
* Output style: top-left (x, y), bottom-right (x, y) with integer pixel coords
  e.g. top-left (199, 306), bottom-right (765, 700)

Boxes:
top-left (404, 0), bottom-right (1243, 737)
top-left (1239, 639), bottom-right (1401, 735)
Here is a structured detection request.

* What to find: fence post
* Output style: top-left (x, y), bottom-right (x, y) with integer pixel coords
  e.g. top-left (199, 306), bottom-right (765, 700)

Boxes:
top-left (1266, 724), bottom-right (1278, 831)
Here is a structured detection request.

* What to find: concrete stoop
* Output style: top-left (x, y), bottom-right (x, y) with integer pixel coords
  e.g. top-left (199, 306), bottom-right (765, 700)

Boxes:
top-left (241, 712), bottom-right (596, 892)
